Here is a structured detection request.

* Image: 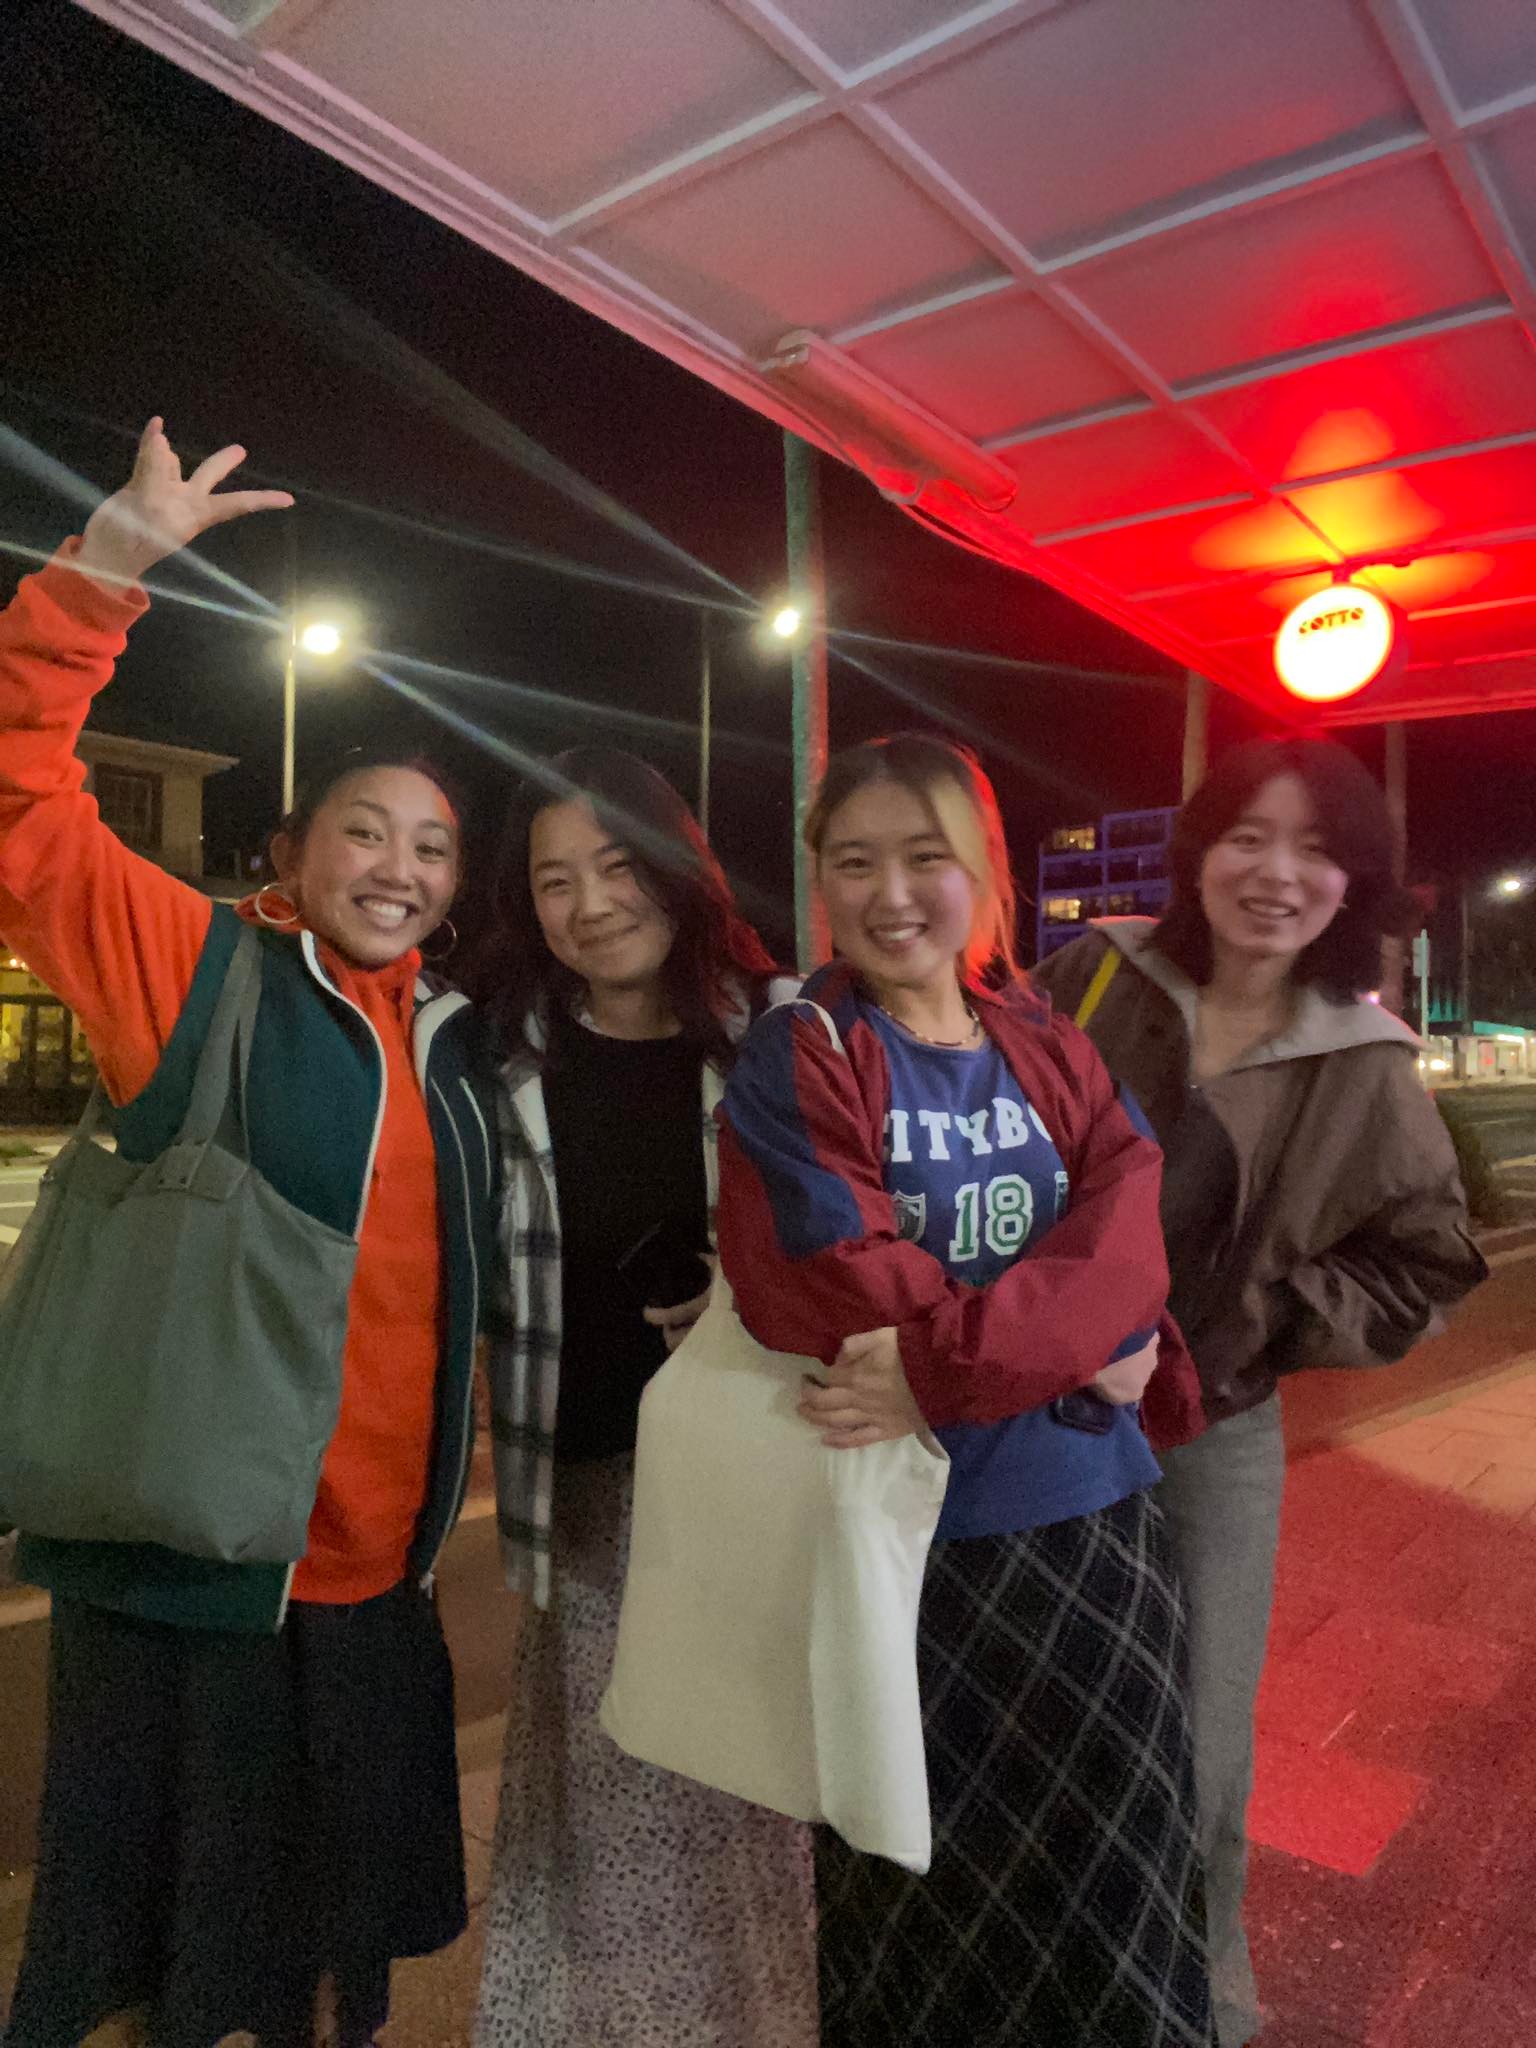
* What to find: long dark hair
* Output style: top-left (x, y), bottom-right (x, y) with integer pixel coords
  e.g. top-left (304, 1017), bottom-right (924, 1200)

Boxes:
top-left (468, 747), bottom-right (777, 1062)
top-left (1153, 738), bottom-right (1418, 1000)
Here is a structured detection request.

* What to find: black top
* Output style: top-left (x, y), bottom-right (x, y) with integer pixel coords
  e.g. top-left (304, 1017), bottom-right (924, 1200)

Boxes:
top-left (543, 1011), bottom-right (711, 1463)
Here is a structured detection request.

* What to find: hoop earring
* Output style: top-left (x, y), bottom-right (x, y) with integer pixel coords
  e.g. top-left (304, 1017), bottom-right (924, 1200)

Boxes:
top-left (251, 885), bottom-right (302, 929)
top-left (420, 917), bottom-right (459, 964)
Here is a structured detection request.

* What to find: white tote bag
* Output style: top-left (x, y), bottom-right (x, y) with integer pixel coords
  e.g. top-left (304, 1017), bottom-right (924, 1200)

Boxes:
top-left (600, 1009), bottom-right (950, 1872)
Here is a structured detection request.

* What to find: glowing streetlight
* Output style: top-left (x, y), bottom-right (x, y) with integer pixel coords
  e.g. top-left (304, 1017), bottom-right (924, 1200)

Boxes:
top-left (697, 601), bottom-right (808, 834)
top-left (298, 619), bottom-right (344, 658)
top-left (1460, 868), bottom-right (1532, 1028)
top-left (283, 607), bottom-right (357, 814)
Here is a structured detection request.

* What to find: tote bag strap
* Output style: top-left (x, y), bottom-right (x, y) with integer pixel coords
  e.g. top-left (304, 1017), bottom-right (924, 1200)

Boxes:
top-left (175, 926), bottom-right (264, 1154)
top-left (38, 931), bottom-right (262, 1170)
top-left (1073, 946), bottom-right (1120, 1030)
top-left (774, 997), bottom-right (847, 1062)
top-left (66, 1081), bottom-right (114, 1148)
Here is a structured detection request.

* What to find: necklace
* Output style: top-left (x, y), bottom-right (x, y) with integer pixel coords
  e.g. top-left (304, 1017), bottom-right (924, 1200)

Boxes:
top-left (876, 998), bottom-right (983, 1050)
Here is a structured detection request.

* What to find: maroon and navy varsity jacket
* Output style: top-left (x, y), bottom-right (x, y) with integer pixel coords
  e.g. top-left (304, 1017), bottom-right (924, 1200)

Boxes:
top-left (716, 960), bottom-right (1206, 1453)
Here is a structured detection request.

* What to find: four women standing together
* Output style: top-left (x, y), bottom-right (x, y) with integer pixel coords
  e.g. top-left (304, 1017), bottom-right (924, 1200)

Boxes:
top-left (0, 424), bottom-right (1486, 2048)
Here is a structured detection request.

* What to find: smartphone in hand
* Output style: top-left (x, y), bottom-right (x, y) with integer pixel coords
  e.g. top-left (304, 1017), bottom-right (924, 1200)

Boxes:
top-left (616, 1223), bottom-right (711, 1310)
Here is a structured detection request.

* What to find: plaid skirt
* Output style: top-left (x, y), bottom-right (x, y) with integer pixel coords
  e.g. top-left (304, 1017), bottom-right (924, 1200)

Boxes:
top-left (816, 1490), bottom-right (1214, 2048)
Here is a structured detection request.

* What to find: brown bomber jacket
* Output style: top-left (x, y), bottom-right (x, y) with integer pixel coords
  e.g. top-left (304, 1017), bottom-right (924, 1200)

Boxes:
top-left (1033, 919), bottom-right (1488, 1425)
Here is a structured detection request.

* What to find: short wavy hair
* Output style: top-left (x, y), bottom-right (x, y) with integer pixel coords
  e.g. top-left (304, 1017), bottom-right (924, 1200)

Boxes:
top-left (1152, 738), bottom-right (1419, 1001)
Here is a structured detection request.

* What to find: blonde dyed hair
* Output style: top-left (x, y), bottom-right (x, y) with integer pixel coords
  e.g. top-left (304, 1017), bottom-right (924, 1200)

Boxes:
top-left (804, 734), bottom-right (1019, 981)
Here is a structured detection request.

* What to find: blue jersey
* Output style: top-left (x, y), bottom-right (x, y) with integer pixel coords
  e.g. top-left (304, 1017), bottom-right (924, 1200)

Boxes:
top-left (870, 1006), bottom-right (1160, 1542)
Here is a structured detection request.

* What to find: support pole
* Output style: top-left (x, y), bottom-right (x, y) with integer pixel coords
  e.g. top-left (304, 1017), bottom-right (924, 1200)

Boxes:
top-left (1381, 720), bottom-right (1407, 1016)
top-left (281, 645), bottom-right (297, 819)
top-left (1460, 880), bottom-right (1472, 1035)
top-left (785, 432), bottom-right (829, 972)
top-left (698, 611), bottom-right (712, 837)
top-left (1181, 670), bottom-right (1209, 801)
top-left (281, 522), bottom-right (299, 818)
top-left (1384, 720), bottom-right (1407, 857)
top-left (1417, 929), bottom-right (1431, 1039)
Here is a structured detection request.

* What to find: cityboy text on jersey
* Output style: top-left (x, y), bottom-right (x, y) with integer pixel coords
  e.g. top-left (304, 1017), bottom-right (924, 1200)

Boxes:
top-left (884, 1093), bottom-right (1054, 1164)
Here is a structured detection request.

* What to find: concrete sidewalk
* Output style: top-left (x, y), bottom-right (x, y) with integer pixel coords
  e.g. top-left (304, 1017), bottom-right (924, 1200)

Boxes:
top-left (1249, 1358), bottom-right (1536, 2046)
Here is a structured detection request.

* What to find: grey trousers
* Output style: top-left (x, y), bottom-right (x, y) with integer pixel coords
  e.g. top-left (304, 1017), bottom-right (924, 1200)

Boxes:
top-left (1158, 1393), bottom-right (1287, 2048)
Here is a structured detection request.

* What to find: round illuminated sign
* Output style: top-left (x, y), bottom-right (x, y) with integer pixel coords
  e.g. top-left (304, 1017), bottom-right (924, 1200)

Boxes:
top-left (1274, 585), bottom-right (1397, 702)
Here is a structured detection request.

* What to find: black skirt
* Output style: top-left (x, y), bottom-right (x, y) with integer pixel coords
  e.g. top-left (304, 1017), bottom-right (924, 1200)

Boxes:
top-left (4, 1580), bottom-right (466, 2048)
top-left (816, 1491), bottom-right (1214, 2048)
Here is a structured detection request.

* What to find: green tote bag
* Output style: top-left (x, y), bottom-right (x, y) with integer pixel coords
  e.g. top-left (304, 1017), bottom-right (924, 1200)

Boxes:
top-left (0, 929), bottom-right (360, 1563)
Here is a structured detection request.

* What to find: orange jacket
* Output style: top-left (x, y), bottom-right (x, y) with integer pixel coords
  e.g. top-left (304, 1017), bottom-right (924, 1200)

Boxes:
top-left (0, 550), bottom-right (443, 1604)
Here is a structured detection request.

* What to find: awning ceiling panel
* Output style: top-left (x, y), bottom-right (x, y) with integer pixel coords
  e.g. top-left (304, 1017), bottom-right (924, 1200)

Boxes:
top-left (76, 0), bottom-right (1536, 723)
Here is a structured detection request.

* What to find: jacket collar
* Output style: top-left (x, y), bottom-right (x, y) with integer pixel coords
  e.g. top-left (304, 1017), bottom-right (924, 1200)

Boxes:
top-left (499, 973), bottom-right (781, 1169)
top-left (1094, 916), bottom-right (1420, 1064)
top-left (240, 898), bottom-right (431, 1014)
top-left (511, 971), bottom-right (780, 1070)
top-left (799, 958), bottom-right (1051, 1035)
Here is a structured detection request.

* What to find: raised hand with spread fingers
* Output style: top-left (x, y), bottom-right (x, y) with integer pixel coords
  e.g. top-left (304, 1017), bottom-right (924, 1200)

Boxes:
top-left (74, 416), bottom-right (293, 592)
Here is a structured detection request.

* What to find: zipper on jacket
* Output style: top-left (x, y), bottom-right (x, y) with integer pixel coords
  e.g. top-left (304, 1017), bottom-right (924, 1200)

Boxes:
top-left (419, 1075), bottom-right (481, 1584)
top-left (458, 1075), bottom-right (494, 1196)
top-left (300, 931), bottom-right (388, 1236)
top-left (262, 938), bottom-right (387, 1635)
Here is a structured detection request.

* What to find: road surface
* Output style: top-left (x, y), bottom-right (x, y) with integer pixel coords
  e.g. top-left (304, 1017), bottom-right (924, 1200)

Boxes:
top-left (0, 1156), bottom-right (48, 1251)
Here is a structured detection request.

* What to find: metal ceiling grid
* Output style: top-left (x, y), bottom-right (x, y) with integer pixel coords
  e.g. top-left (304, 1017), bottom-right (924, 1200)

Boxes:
top-left (72, 0), bottom-right (1536, 721)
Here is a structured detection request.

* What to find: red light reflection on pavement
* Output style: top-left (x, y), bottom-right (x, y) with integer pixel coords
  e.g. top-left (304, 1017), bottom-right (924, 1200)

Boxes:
top-left (1250, 1366), bottom-right (1536, 2044)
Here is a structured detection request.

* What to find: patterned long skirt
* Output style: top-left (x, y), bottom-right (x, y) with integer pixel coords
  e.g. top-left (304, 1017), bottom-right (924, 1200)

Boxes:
top-left (817, 1490), bottom-right (1214, 2048)
top-left (473, 1454), bottom-right (819, 2048)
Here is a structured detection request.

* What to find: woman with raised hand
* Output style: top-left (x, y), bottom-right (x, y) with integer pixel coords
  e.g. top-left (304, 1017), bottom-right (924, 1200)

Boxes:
top-left (470, 748), bottom-right (818, 2048)
top-left (0, 420), bottom-right (494, 2048)
top-left (1034, 738), bottom-right (1486, 2048)
top-left (716, 733), bottom-right (1214, 2048)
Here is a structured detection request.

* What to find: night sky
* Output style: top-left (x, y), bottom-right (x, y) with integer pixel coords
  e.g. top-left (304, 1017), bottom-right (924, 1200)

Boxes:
top-left (5, 0), bottom-right (1533, 963)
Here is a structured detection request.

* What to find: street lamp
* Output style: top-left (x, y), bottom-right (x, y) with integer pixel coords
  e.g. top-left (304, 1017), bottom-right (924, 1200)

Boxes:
top-left (298, 620), bottom-right (344, 659)
top-left (697, 600), bottom-right (807, 836)
top-left (1460, 868), bottom-right (1532, 1028)
top-left (282, 606), bottom-right (356, 815)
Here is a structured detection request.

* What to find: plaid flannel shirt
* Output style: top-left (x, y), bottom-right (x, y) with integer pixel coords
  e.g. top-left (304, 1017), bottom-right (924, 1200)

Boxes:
top-left (488, 1037), bottom-right (726, 1610)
